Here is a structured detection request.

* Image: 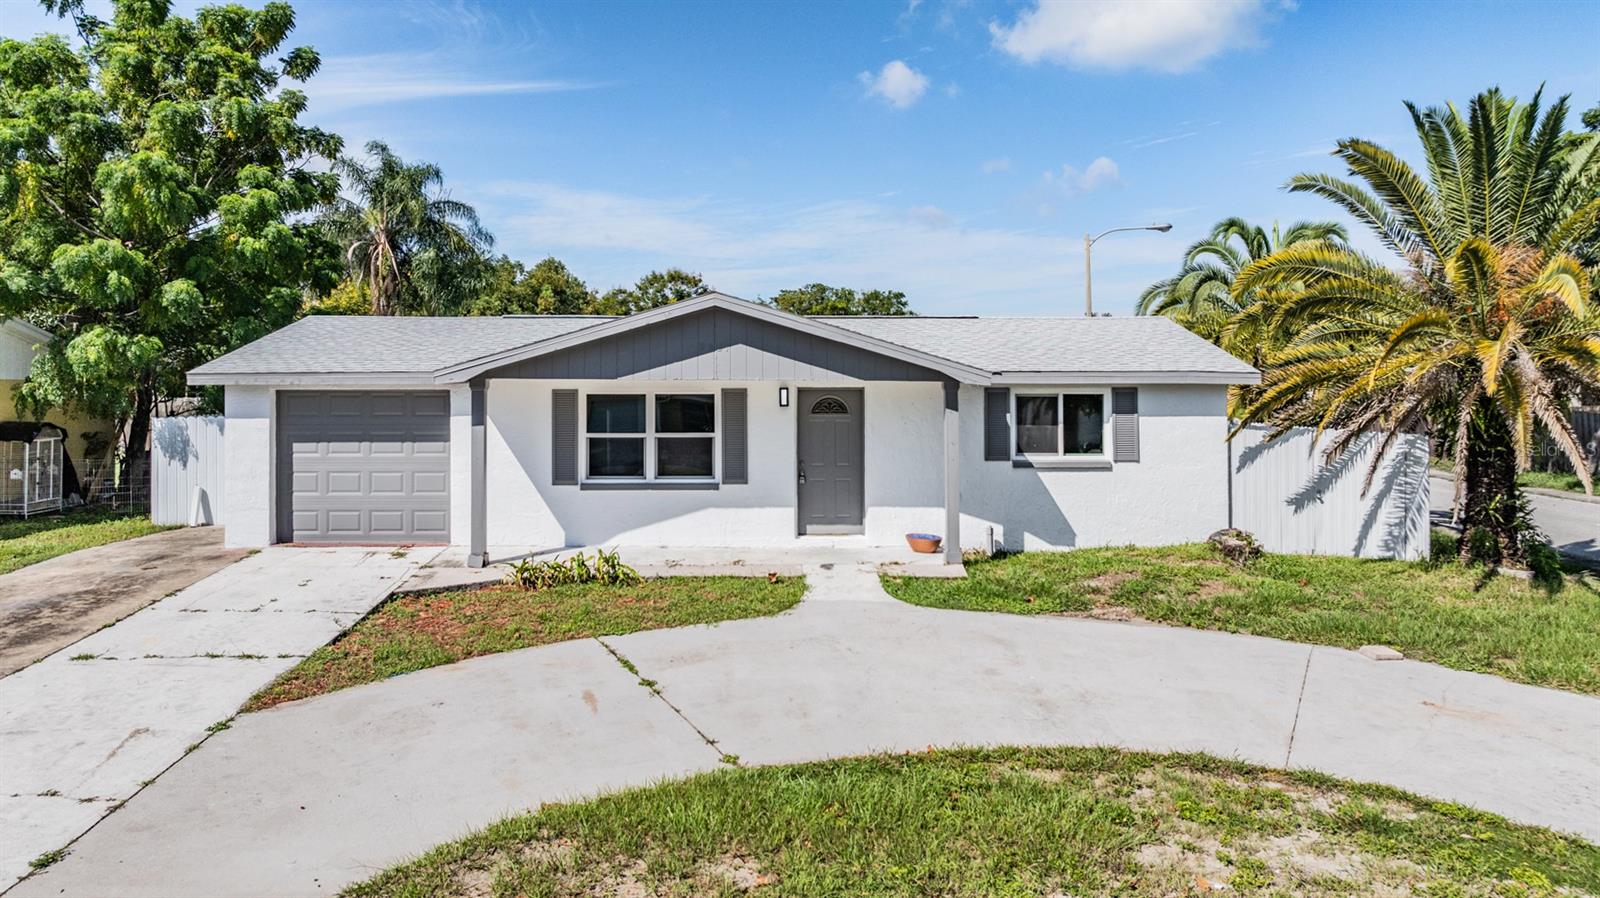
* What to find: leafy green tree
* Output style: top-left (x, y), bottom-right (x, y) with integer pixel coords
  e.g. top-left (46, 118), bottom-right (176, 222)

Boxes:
top-left (592, 268), bottom-right (711, 315)
top-left (1583, 102), bottom-right (1599, 132)
top-left (1232, 87), bottom-right (1600, 568)
top-left (464, 255), bottom-right (595, 315)
top-left (768, 283), bottom-right (912, 316)
top-left (319, 140), bottom-right (491, 315)
top-left (1137, 218), bottom-right (1346, 351)
top-left (0, 0), bottom-right (342, 473)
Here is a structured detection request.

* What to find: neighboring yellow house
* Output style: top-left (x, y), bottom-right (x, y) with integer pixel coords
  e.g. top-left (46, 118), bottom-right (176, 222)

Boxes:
top-left (1, 318), bottom-right (116, 484)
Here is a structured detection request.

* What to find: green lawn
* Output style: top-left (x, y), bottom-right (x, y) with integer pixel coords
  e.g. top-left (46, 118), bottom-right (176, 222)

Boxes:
top-left (1518, 469), bottom-right (1591, 494)
top-left (346, 746), bottom-right (1600, 898)
top-left (245, 576), bottom-right (805, 710)
top-left (0, 507), bottom-right (171, 575)
top-left (883, 544), bottom-right (1600, 695)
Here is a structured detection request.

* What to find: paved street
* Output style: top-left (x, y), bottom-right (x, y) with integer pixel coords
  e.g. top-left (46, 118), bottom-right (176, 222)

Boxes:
top-left (1429, 472), bottom-right (1599, 563)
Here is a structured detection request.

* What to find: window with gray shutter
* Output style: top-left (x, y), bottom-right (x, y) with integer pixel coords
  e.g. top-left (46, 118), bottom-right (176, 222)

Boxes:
top-left (721, 388), bottom-right (748, 484)
top-left (1111, 387), bottom-right (1139, 462)
top-left (552, 389), bottom-right (578, 484)
top-left (984, 388), bottom-right (1010, 461)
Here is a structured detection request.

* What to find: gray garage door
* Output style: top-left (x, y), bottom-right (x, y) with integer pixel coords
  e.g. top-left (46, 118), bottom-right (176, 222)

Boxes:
top-left (276, 391), bottom-right (450, 544)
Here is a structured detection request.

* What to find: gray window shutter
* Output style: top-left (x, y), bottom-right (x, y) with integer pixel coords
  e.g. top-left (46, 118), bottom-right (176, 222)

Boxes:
top-left (984, 388), bottom-right (1010, 461)
top-left (721, 388), bottom-right (747, 484)
top-left (1112, 387), bottom-right (1139, 462)
top-left (552, 389), bottom-right (578, 485)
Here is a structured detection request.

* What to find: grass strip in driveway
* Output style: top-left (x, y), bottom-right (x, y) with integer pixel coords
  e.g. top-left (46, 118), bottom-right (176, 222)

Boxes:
top-left (245, 576), bottom-right (804, 710)
top-left (883, 543), bottom-right (1600, 695)
top-left (345, 746), bottom-right (1600, 897)
top-left (0, 508), bottom-right (172, 575)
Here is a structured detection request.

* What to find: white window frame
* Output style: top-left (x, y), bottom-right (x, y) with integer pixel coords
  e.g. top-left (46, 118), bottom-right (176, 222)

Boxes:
top-left (581, 390), bottom-right (719, 483)
top-left (1013, 388), bottom-right (1112, 465)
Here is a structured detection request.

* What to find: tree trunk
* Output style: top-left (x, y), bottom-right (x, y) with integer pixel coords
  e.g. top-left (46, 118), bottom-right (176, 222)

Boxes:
top-left (120, 384), bottom-right (155, 506)
top-left (1457, 404), bottom-right (1526, 566)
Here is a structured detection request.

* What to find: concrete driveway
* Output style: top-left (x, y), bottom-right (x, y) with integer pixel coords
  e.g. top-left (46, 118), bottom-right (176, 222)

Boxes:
top-left (0, 527), bottom-right (247, 677)
top-left (11, 562), bottom-right (1598, 898)
top-left (0, 545), bottom-right (440, 888)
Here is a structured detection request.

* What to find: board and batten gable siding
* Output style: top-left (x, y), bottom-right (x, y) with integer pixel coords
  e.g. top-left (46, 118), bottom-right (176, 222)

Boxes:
top-left (487, 308), bottom-right (946, 382)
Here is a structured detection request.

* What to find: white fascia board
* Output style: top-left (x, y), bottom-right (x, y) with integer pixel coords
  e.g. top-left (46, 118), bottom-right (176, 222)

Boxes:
top-left (431, 293), bottom-right (992, 385)
top-left (991, 370), bottom-right (1262, 386)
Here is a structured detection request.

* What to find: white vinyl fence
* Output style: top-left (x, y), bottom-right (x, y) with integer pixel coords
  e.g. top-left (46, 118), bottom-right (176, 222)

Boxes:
top-left (1231, 424), bottom-right (1431, 561)
top-left (150, 415), bottom-right (225, 526)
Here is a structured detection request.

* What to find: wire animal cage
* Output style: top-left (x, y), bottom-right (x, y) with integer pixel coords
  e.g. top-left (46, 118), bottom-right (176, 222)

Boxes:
top-left (1, 423), bottom-right (66, 517)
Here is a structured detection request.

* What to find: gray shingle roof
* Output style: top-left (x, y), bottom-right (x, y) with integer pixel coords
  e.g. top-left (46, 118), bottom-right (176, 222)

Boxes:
top-left (189, 315), bottom-right (606, 378)
top-left (823, 316), bottom-right (1258, 377)
top-left (189, 299), bottom-right (1258, 385)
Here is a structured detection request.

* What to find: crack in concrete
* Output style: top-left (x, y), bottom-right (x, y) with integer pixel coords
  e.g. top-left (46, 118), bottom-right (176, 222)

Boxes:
top-left (1283, 647), bottom-right (1315, 768)
top-left (594, 637), bottom-right (729, 763)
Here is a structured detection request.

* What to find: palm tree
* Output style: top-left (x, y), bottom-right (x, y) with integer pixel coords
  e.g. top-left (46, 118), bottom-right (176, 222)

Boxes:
top-left (1137, 217), bottom-right (1346, 349)
top-left (1232, 87), bottom-right (1600, 568)
top-left (320, 141), bottom-right (493, 315)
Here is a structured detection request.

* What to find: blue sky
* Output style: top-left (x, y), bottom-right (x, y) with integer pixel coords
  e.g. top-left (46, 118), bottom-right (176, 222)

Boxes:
top-left (3, 0), bottom-right (1598, 314)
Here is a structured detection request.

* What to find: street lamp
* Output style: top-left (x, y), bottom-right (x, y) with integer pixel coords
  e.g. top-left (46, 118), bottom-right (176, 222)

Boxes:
top-left (1083, 223), bottom-right (1172, 316)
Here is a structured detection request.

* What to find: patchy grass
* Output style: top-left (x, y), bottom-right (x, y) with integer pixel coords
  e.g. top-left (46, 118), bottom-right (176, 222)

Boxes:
top-left (1519, 469), bottom-right (1592, 495)
top-left (884, 544), bottom-right (1600, 695)
top-left (0, 508), bottom-right (171, 575)
top-left (245, 576), bottom-right (804, 710)
top-left (345, 746), bottom-right (1600, 898)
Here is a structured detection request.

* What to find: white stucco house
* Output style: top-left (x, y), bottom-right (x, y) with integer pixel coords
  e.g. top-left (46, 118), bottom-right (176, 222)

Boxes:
top-left (188, 293), bottom-right (1260, 565)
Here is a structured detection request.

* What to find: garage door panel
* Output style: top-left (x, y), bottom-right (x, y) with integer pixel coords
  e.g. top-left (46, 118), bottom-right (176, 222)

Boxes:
top-left (326, 471), bottom-right (364, 494)
top-left (412, 510), bottom-right (449, 533)
top-left (369, 471), bottom-right (405, 494)
top-left (412, 471), bottom-right (448, 494)
top-left (368, 510), bottom-right (406, 534)
top-left (277, 391), bottom-right (450, 544)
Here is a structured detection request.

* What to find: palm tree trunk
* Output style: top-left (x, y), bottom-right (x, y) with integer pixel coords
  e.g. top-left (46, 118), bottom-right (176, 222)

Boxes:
top-left (1458, 403), bottom-right (1526, 566)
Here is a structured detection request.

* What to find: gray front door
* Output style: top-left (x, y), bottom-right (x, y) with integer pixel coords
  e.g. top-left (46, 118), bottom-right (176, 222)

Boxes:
top-left (275, 391), bottom-right (451, 544)
top-left (797, 388), bottom-right (864, 534)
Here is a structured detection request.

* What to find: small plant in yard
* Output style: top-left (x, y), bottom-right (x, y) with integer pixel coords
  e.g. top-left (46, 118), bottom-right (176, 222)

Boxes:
top-left (501, 549), bottom-right (641, 590)
top-left (68, 653), bottom-right (98, 661)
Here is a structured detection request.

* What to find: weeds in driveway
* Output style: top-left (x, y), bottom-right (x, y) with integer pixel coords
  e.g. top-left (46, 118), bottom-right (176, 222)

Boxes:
top-left (884, 543), bottom-right (1600, 694)
top-left (344, 746), bottom-right (1600, 897)
top-left (28, 848), bottom-right (66, 871)
top-left (244, 576), bottom-right (803, 710)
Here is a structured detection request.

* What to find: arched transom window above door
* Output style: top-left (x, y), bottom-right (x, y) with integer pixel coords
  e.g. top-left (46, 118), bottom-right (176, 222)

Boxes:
top-left (809, 396), bottom-right (849, 415)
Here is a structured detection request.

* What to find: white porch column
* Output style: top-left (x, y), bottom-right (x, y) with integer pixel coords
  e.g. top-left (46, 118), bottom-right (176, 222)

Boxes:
top-left (943, 380), bottom-right (961, 565)
top-left (467, 379), bottom-right (488, 568)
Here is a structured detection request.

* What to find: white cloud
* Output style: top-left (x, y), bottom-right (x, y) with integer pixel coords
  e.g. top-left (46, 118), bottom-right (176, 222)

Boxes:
top-left (989, 0), bottom-right (1281, 74)
top-left (980, 157), bottom-right (1012, 174)
top-left (306, 53), bottom-right (600, 113)
top-left (1044, 156), bottom-right (1122, 194)
top-left (478, 181), bottom-right (1174, 313)
top-left (858, 60), bottom-right (930, 109)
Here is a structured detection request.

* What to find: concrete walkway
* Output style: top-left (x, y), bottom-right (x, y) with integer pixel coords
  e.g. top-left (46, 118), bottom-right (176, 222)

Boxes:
top-left (0, 527), bottom-right (247, 677)
top-left (10, 563), bottom-right (1599, 897)
top-left (0, 545), bottom-right (440, 888)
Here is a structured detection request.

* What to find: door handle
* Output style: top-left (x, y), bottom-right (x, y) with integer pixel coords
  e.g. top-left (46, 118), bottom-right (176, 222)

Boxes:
top-left (798, 461), bottom-right (806, 484)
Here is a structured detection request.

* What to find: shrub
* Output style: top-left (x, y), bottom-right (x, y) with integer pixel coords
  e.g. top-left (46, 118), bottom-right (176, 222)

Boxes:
top-left (500, 549), bottom-right (641, 590)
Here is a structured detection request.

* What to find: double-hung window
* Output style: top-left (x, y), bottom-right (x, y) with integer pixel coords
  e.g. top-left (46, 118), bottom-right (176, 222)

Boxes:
top-left (1014, 391), bottom-right (1107, 459)
top-left (585, 392), bottom-right (716, 481)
